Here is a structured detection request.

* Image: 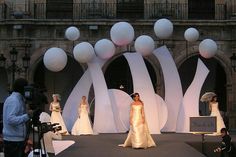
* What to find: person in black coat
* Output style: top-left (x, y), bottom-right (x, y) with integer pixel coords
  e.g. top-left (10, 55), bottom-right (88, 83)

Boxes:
top-left (214, 128), bottom-right (233, 157)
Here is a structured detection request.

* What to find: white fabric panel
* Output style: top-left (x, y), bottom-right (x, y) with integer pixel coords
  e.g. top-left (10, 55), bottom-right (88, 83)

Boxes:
top-left (88, 59), bottom-right (117, 133)
top-left (109, 89), bottom-right (133, 132)
top-left (62, 70), bottom-right (92, 131)
top-left (176, 59), bottom-right (209, 133)
top-left (63, 58), bottom-right (106, 131)
top-left (53, 140), bottom-right (75, 155)
top-left (155, 94), bottom-right (168, 129)
top-left (124, 52), bottom-right (160, 134)
top-left (153, 46), bottom-right (183, 132)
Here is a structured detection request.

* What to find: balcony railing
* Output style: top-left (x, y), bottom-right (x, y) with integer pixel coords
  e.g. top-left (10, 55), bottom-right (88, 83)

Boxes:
top-left (0, 2), bottom-right (229, 20)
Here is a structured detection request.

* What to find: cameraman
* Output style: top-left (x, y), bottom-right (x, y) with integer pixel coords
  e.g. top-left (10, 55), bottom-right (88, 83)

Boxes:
top-left (2, 78), bottom-right (32, 157)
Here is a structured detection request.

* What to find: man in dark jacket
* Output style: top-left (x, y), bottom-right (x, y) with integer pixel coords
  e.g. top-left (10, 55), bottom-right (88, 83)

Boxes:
top-left (214, 128), bottom-right (232, 157)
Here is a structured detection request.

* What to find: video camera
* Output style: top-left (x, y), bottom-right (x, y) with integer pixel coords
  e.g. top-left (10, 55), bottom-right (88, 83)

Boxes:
top-left (24, 85), bottom-right (48, 125)
top-left (40, 122), bottom-right (62, 134)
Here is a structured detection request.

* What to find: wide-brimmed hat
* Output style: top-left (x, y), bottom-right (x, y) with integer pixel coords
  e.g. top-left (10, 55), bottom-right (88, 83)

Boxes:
top-left (52, 94), bottom-right (61, 101)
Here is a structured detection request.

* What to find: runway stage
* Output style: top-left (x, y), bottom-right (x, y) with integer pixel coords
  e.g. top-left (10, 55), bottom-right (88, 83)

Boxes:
top-left (56, 133), bottom-right (236, 157)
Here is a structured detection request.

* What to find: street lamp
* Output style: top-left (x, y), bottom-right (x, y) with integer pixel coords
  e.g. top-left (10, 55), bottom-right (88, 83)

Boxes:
top-left (0, 48), bottom-right (30, 90)
top-left (230, 53), bottom-right (236, 72)
top-left (9, 47), bottom-right (18, 85)
top-left (22, 52), bottom-right (30, 79)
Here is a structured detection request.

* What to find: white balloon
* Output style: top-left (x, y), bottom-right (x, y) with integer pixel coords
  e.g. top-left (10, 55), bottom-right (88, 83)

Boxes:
top-left (94, 39), bottom-right (115, 59)
top-left (43, 47), bottom-right (67, 72)
top-left (199, 39), bottom-right (218, 58)
top-left (134, 35), bottom-right (155, 56)
top-left (73, 42), bottom-right (95, 63)
top-left (184, 28), bottom-right (199, 42)
top-left (110, 22), bottom-right (134, 46)
top-left (154, 18), bottom-right (173, 39)
top-left (65, 26), bottom-right (80, 41)
top-left (28, 149), bottom-right (48, 157)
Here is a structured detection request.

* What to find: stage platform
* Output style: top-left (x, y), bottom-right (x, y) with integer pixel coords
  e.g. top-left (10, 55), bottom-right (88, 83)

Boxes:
top-left (56, 133), bottom-right (236, 157)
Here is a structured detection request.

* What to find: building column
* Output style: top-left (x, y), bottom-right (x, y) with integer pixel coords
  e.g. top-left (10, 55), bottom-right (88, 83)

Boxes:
top-left (228, 72), bottom-right (236, 131)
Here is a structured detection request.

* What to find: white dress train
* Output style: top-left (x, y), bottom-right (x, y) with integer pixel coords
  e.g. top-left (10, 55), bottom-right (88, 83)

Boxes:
top-left (209, 102), bottom-right (226, 136)
top-left (71, 103), bottom-right (94, 135)
top-left (50, 102), bottom-right (69, 134)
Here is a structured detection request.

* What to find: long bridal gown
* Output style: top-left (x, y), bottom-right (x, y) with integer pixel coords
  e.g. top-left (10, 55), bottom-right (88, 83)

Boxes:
top-left (209, 102), bottom-right (226, 135)
top-left (50, 102), bottom-right (69, 134)
top-left (119, 104), bottom-right (156, 148)
top-left (71, 103), bottom-right (94, 135)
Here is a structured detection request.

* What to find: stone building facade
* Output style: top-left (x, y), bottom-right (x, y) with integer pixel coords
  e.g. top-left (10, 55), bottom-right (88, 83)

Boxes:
top-left (0, 0), bottom-right (236, 131)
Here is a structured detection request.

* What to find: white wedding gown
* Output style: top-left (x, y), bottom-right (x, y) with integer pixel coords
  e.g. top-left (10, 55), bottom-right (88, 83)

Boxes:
top-left (50, 102), bottom-right (69, 134)
top-left (119, 104), bottom-right (156, 148)
top-left (71, 103), bottom-right (94, 135)
top-left (209, 102), bottom-right (226, 135)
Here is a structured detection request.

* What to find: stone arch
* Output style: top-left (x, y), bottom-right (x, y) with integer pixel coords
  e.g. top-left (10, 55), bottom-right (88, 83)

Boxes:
top-left (103, 51), bottom-right (158, 95)
top-left (176, 45), bottom-right (232, 122)
top-left (176, 46), bottom-right (232, 85)
top-left (28, 46), bottom-right (85, 112)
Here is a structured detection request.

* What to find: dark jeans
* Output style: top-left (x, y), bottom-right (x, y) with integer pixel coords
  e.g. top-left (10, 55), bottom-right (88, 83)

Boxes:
top-left (3, 140), bottom-right (25, 157)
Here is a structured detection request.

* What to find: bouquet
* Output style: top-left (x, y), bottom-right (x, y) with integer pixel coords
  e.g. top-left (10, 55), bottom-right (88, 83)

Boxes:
top-left (54, 106), bottom-right (61, 112)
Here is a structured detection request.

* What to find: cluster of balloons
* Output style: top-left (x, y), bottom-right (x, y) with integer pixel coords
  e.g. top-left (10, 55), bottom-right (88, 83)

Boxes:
top-left (43, 18), bottom-right (218, 72)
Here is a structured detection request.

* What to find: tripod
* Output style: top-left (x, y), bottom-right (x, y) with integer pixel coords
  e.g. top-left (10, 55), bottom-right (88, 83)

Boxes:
top-left (25, 118), bottom-right (48, 157)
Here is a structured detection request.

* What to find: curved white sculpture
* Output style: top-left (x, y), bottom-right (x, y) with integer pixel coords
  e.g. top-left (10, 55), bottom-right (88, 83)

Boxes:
top-left (176, 59), bottom-right (209, 133)
top-left (124, 52), bottom-right (160, 134)
top-left (153, 46), bottom-right (183, 132)
top-left (88, 58), bottom-right (117, 133)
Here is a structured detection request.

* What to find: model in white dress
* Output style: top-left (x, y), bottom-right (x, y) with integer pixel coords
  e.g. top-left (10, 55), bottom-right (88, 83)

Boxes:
top-left (119, 93), bottom-right (156, 148)
top-left (71, 96), bottom-right (94, 135)
top-left (209, 96), bottom-right (226, 136)
top-left (50, 94), bottom-right (69, 135)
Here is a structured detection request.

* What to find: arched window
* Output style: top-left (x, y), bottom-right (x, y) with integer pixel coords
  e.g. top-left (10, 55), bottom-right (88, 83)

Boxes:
top-left (178, 55), bottom-right (227, 116)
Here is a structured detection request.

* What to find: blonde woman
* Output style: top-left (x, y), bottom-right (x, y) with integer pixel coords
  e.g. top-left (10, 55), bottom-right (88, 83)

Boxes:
top-left (71, 96), bottom-right (94, 135)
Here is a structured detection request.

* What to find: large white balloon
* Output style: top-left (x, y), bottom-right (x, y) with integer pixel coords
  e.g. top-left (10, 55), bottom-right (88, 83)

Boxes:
top-left (73, 42), bottom-right (95, 63)
top-left (65, 26), bottom-right (80, 41)
top-left (134, 35), bottom-right (155, 56)
top-left (199, 39), bottom-right (217, 58)
top-left (94, 39), bottom-right (115, 59)
top-left (184, 27), bottom-right (199, 42)
top-left (154, 18), bottom-right (173, 39)
top-left (43, 47), bottom-right (67, 72)
top-left (110, 22), bottom-right (134, 46)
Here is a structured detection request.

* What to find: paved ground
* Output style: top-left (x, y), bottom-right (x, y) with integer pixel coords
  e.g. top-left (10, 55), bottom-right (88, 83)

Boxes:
top-left (55, 133), bottom-right (236, 157)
